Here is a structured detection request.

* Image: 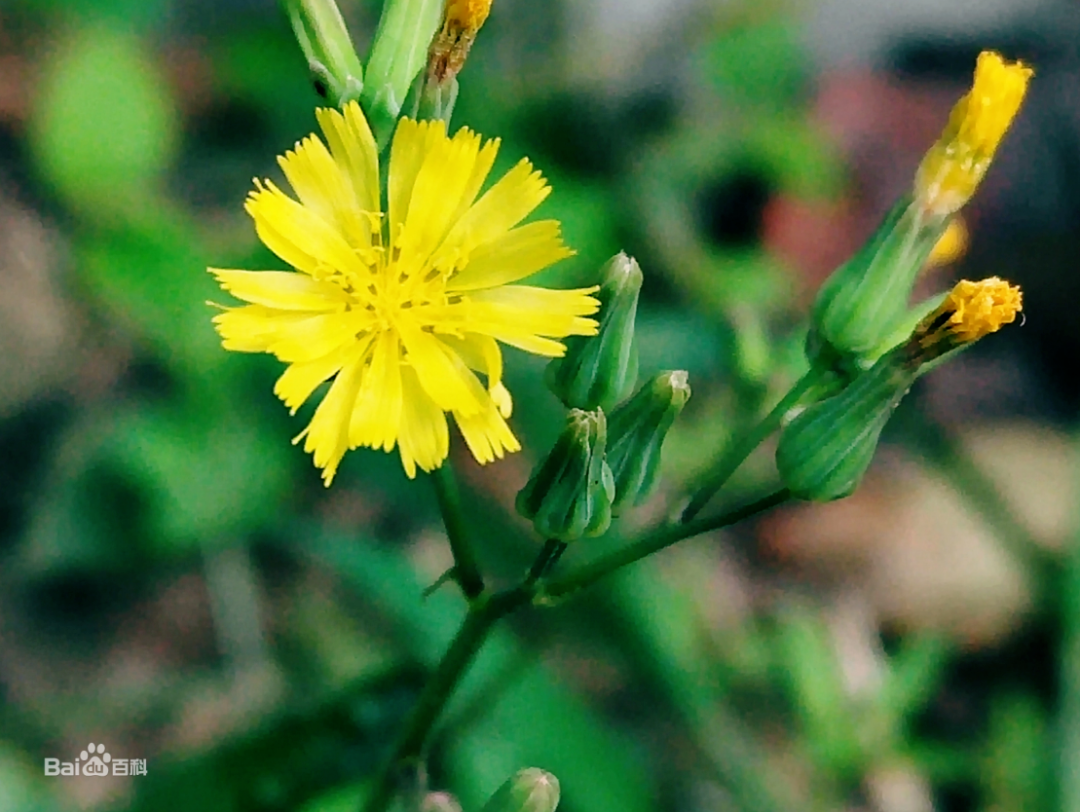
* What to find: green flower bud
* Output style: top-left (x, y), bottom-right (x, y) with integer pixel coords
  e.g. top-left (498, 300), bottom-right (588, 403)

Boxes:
top-left (481, 769), bottom-right (561, 812)
top-left (546, 252), bottom-right (642, 412)
top-left (606, 371), bottom-right (691, 514)
top-left (361, 0), bottom-right (444, 146)
top-left (776, 356), bottom-right (916, 502)
top-left (808, 198), bottom-right (949, 363)
top-left (283, 0), bottom-right (365, 105)
top-left (516, 409), bottom-right (614, 541)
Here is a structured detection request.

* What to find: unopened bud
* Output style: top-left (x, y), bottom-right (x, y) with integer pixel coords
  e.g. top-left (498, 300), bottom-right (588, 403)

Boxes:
top-left (915, 51), bottom-right (1032, 218)
top-left (606, 371), bottom-right (691, 513)
top-left (284, 0), bottom-right (365, 104)
top-left (516, 409), bottom-right (614, 541)
top-left (547, 252), bottom-right (642, 411)
top-left (808, 198), bottom-right (948, 364)
top-left (776, 358), bottom-right (914, 502)
top-left (481, 769), bottom-right (561, 812)
top-left (361, 0), bottom-right (444, 144)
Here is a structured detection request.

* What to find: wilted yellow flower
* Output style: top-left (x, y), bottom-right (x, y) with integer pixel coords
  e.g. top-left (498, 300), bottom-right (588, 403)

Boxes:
top-left (906, 276), bottom-right (1022, 362)
top-left (211, 101), bottom-right (598, 484)
top-left (428, 0), bottom-right (493, 82)
top-left (915, 51), bottom-right (1032, 217)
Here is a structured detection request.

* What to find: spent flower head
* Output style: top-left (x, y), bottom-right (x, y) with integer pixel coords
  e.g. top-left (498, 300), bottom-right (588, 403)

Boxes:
top-left (428, 0), bottom-right (493, 83)
top-left (210, 101), bottom-right (598, 484)
top-left (915, 51), bottom-right (1033, 217)
top-left (905, 276), bottom-right (1022, 364)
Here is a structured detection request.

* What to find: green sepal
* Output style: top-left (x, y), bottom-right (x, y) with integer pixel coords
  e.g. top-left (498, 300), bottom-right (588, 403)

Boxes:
top-left (546, 252), bottom-right (642, 412)
top-left (606, 371), bottom-right (691, 513)
top-left (516, 410), bottom-right (615, 541)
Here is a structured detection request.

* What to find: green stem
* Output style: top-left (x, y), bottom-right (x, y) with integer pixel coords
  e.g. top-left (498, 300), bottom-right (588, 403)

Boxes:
top-left (431, 462), bottom-right (485, 600)
top-left (681, 370), bottom-right (825, 522)
top-left (361, 540), bottom-right (565, 812)
top-left (540, 489), bottom-right (790, 601)
top-left (360, 491), bottom-right (786, 812)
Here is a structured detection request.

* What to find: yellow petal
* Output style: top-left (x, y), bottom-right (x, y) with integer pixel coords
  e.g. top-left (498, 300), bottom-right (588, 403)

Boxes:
top-left (316, 102), bottom-right (380, 215)
top-left (388, 119), bottom-right (448, 243)
top-left (274, 344), bottom-right (356, 414)
top-left (349, 333), bottom-right (404, 452)
top-left (465, 285), bottom-right (600, 340)
top-left (213, 305), bottom-right (367, 363)
top-left (245, 181), bottom-right (366, 278)
top-left (445, 220), bottom-right (573, 291)
top-left (397, 321), bottom-right (485, 415)
top-left (397, 365), bottom-right (450, 479)
top-left (440, 158), bottom-right (551, 252)
top-left (453, 394), bottom-right (521, 465)
top-left (296, 344), bottom-right (367, 486)
top-left (210, 269), bottom-right (349, 310)
top-left (278, 132), bottom-right (376, 251)
top-left (401, 127), bottom-right (487, 264)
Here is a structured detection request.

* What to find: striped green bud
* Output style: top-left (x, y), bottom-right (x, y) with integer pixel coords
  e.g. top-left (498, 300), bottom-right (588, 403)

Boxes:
top-left (606, 371), bottom-right (691, 513)
top-left (283, 0), bottom-right (365, 104)
top-left (776, 356), bottom-right (915, 502)
top-left (516, 409), bottom-right (615, 541)
top-left (547, 252), bottom-right (641, 411)
top-left (481, 769), bottom-right (561, 812)
top-left (361, 0), bottom-right (444, 145)
top-left (808, 198), bottom-right (949, 365)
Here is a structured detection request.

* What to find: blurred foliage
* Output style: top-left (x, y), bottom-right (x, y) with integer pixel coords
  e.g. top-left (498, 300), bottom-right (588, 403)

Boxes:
top-left (0, 2), bottom-right (1075, 812)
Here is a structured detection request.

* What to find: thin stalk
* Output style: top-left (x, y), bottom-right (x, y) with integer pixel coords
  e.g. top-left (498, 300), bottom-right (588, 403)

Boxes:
top-left (540, 489), bottom-right (790, 601)
top-left (431, 462), bottom-right (485, 601)
top-left (361, 539), bottom-right (565, 812)
top-left (682, 370), bottom-right (825, 522)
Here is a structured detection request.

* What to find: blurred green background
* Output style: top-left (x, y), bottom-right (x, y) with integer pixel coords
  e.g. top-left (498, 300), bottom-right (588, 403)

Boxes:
top-left (2, 0), bottom-right (1080, 810)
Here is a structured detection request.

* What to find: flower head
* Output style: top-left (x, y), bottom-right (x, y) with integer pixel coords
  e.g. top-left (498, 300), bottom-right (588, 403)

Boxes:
top-left (915, 51), bottom-right (1033, 217)
top-left (211, 101), bottom-right (598, 484)
top-left (906, 276), bottom-right (1022, 363)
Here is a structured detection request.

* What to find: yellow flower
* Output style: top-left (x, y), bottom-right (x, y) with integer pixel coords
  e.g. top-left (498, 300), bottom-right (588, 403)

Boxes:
top-left (907, 276), bottom-right (1022, 362)
top-left (211, 102), bottom-right (598, 484)
top-left (915, 51), bottom-right (1033, 217)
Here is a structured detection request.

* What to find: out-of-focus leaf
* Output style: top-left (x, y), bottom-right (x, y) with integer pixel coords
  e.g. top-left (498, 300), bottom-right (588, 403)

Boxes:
top-left (76, 209), bottom-right (224, 377)
top-left (773, 606), bottom-right (862, 777)
top-left (876, 634), bottom-right (950, 731)
top-left (697, 18), bottom-right (805, 107)
top-left (0, 743), bottom-right (59, 812)
top-left (982, 693), bottom-right (1050, 812)
top-left (108, 405), bottom-right (291, 552)
top-left (29, 24), bottom-right (178, 212)
top-left (123, 669), bottom-right (412, 812)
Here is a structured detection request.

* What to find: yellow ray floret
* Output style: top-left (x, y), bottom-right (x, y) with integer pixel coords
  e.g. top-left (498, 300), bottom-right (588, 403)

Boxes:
top-left (210, 101), bottom-right (597, 484)
top-left (915, 51), bottom-right (1033, 217)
